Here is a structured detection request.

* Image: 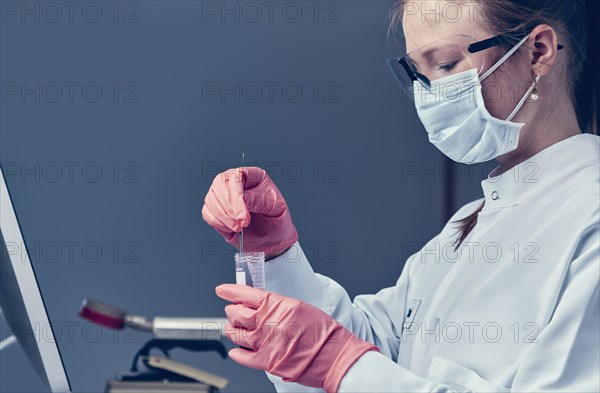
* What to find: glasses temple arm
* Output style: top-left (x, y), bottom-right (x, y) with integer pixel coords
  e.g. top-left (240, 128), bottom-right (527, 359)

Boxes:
top-left (468, 33), bottom-right (563, 54)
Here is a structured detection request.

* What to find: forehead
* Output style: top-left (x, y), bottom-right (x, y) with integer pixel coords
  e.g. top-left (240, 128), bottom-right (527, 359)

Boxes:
top-left (401, 0), bottom-right (486, 53)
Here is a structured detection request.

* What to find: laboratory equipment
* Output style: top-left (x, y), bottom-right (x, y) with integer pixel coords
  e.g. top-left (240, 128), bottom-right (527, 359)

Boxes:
top-left (106, 338), bottom-right (228, 392)
top-left (240, 153), bottom-right (245, 261)
top-left (234, 251), bottom-right (265, 289)
top-left (0, 165), bottom-right (71, 392)
top-left (79, 299), bottom-right (227, 341)
top-left (233, 153), bottom-right (266, 289)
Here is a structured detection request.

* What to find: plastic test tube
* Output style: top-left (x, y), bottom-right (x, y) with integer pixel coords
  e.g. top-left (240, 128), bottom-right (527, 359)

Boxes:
top-left (235, 251), bottom-right (265, 289)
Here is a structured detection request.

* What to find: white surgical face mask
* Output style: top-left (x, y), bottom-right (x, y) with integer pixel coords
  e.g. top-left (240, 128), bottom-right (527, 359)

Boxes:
top-left (414, 35), bottom-right (538, 164)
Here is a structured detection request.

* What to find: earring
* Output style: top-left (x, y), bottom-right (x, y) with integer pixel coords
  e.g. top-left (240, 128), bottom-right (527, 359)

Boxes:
top-left (530, 74), bottom-right (541, 101)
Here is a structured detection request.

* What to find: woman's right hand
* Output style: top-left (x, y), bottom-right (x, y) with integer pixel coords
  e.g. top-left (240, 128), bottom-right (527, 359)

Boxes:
top-left (202, 167), bottom-right (298, 260)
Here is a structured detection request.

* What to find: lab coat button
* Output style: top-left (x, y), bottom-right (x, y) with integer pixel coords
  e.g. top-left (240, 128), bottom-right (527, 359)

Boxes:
top-left (491, 191), bottom-right (500, 200)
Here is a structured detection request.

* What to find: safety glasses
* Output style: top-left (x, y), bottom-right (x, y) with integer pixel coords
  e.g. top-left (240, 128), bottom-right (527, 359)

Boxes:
top-left (387, 33), bottom-right (563, 99)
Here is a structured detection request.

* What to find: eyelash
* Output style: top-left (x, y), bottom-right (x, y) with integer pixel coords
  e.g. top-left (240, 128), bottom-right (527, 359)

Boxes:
top-left (437, 62), bottom-right (457, 72)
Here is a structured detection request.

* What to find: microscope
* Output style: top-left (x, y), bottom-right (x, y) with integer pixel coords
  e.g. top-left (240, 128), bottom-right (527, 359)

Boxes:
top-left (79, 299), bottom-right (229, 393)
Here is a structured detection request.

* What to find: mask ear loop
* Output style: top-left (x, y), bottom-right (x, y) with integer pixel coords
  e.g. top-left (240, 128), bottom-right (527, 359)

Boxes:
top-left (506, 73), bottom-right (541, 122)
top-left (480, 34), bottom-right (530, 82)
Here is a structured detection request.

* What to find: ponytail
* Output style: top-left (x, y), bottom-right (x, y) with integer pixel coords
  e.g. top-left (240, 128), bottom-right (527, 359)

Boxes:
top-left (452, 201), bottom-right (485, 251)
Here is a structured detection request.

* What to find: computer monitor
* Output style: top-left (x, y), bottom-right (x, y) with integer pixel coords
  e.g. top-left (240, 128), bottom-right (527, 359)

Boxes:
top-left (0, 166), bottom-right (71, 392)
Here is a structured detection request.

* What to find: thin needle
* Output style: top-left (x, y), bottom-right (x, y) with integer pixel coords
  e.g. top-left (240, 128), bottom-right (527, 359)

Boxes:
top-left (240, 153), bottom-right (245, 259)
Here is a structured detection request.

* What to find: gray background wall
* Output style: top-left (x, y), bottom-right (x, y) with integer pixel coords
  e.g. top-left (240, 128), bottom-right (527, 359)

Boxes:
top-left (0, 1), bottom-right (487, 392)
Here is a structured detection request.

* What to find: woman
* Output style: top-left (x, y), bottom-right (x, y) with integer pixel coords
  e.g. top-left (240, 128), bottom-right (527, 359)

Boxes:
top-left (202, 0), bottom-right (599, 392)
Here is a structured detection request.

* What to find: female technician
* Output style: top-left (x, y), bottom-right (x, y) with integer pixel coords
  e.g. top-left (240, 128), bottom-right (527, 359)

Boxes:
top-left (202, 0), bottom-right (599, 392)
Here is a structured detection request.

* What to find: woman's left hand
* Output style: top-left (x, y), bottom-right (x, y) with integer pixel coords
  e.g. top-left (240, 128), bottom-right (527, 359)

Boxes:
top-left (216, 284), bottom-right (378, 393)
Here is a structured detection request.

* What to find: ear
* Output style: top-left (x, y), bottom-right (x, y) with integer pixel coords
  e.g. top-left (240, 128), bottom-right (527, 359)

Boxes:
top-left (527, 24), bottom-right (560, 77)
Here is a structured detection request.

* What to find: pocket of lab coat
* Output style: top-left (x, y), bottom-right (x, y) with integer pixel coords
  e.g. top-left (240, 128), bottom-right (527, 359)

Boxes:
top-left (426, 356), bottom-right (509, 393)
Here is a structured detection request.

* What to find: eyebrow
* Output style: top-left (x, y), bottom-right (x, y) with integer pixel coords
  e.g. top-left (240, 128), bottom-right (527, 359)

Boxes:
top-left (413, 44), bottom-right (458, 68)
top-left (409, 46), bottom-right (440, 69)
top-left (421, 47), bottom-right (439, 62)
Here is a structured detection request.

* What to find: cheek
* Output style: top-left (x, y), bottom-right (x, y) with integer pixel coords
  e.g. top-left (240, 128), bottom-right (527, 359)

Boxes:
top-left (482, 54), bottom-right (529, 120)
top-left (481, 67), bottom-right (530, 120)
top-left (481, 79), bottom-right (511, 119)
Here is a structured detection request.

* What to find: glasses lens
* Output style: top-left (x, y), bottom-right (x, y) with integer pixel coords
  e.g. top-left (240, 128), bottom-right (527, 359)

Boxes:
top-left (387, 57), bottom-right (421, 102)
top-left (388, 35), bottom-right (485, 101)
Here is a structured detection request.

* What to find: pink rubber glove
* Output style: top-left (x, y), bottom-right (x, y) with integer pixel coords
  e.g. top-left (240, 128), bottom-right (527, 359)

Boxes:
top-left (202, 167), bottom-right (298, 259)
top-left (216, 284), bottom-right (379, 393)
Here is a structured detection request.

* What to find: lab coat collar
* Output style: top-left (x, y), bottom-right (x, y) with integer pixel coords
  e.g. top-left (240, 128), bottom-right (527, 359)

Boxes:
top-left (480, 133), bottom-right (600, 210)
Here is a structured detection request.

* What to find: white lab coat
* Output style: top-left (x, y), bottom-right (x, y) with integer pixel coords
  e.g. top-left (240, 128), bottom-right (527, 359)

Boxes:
top-left (264, 133), bottom-right (600, 392)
